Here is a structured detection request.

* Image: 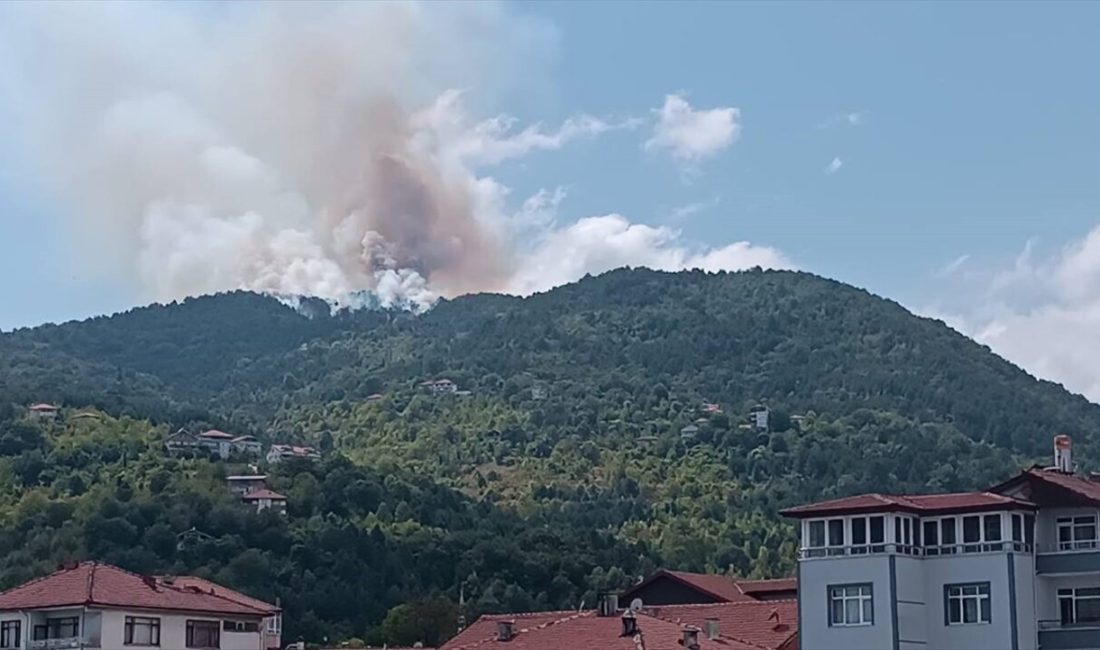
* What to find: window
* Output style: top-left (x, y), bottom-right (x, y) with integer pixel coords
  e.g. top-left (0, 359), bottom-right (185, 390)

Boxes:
top-left (946, 583), bottom-right (991, 625)
top-left (125, 617), bottom-right (161, 646)
top-left (962, 515), bottom-right (981, 552)
top-left (222, 621), bottom-right (259, 633)
top-left (869, 516), bottom-right (885, 551)
top-left (828, 519), bottom-right (845, 555)
top-left (940, 518), bottom-right (957, 555)
top-left (1025, 514), bottom-right (1035, 545)
top-left (1, 621), bottom-right (20, 649)
top-left (265, 616), bottom-right (281, 635)
top-left (809, 521), bottom-right (826, 547)
top-left (983, 514), bottom-right (1003, 550)
top-left (829, 584), bottom-right (873, 627)
top-left (1058, 516), bottom-right (1098, 550)
top-left (1059, 587), bottom-right (1100, 625)
top-left (806, 518), bottom-right (845, 556)
top-left (186, 620), bottom-right (220, 649)
top-left (851, 517), bottom-right (867, 554)
top-left (33, 617), bottom-right (78, 641)
top-left (924, 521), bottom-right (940, 554)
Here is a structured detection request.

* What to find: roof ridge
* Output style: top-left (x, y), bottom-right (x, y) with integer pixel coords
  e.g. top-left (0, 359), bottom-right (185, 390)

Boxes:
top-left (644, 599), bottom-right (798, 610)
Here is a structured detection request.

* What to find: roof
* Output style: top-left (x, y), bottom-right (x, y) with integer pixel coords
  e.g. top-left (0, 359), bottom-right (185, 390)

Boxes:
top-left (199, 429), bottom-right (235, 439)
top-left (991, 466), bottom-right (1100, 505)
top-left (232, 435), bottom-right (259, 442)
top-left (620, 570), bottom-right (795, 605)
top-left (736, 578), bottom-right (798, 597)
top-left (28, 403), bottom-right (59, 411)
top-left (227, 475), bottom-right (267, 481)
top-left (242, 489), bottom-right (287, 501)
top-left (439, 610), bottom-right (729, 650)
top-left (780, 491), bottom-right (1035, 518)
top-left (159, 576), bottom-right (278, 613)
top-left (641, 600), bottom-right (798, 650)
top-left (0, 562), bottom-right (272, 616)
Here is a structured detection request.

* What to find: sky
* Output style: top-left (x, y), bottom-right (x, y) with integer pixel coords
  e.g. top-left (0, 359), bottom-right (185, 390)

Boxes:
top-left (1, 2), bottom-right (1099, 401)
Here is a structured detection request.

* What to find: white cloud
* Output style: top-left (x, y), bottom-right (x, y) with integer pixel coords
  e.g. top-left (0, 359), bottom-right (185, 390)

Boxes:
top-left (667, 196), bottom-right (722, 223)
top-left (927, 226), bottom-right (1100, 402)
top-left (824, 157), bottom-right (844, 175)
top-left (645, 94), bottom-right (740, 164)
top-left (820, 110), bottom-right (867, 128)
top-left (936, 253), bottom-right (970, 277)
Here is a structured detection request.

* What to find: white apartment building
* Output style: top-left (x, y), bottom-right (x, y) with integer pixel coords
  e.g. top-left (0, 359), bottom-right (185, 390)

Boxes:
top-left (784, 435), bottom-right (1100, 650)
top-left (0, 562), bottom-right (280, 650)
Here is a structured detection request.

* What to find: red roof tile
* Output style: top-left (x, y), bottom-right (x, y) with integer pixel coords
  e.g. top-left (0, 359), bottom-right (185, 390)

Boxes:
top-left (996, 467), bottom-right (1100, 505)
top-left (439, 610), bottom-right (730, 650)
top-left (780, 491), bottom-right (1034, 517)
top-left (242, 489), bottom-right (287, 501)
top-left (642, 600), bottom-right (798, 650)
top-left (160, 576), bottom-right (277, 613)
top-left (0, 562), bottom-right (271, 616)
top-left (620, 569), bottom-right (754, 604)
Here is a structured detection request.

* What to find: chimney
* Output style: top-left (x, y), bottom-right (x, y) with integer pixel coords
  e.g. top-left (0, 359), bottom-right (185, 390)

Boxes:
top-left (1055, 434), bottom-right (1073, 473)
top-left (704, 618), bottom-right (720, 640)
top-left (141, 575), bottom-right (158, 589)
top-left (496, 621), bottom-right (514, 642)
top-left (620, 611), bottom-right (639, 637)
top-left (598, 593), bottom-right (619, 617)
top-left (681, 626), bottom-right (701, 650)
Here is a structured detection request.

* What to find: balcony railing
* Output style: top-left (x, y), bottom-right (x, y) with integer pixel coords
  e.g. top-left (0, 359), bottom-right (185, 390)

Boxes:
top-left (799, 541), bottom-right (1033, 559)
top-left (29, 637), bottom-right (97, 649)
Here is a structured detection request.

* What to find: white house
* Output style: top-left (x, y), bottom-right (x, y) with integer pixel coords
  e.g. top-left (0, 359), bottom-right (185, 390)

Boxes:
top-left (26, 404), bottom-right (59, 421)
top-left (0, 561), bottom-right (280, 650)
top-left (164, 430), bottom-right (201, 456)
top-left (265, 445), bottom-right (320, 464)
top-left (421, 379), bottom-right (458, 395)
top-left (241, 489), bottom-right (288, 516)
top-left (226, 476), bottom-right (267, 497)
top-left (198, 430), bottom-right (235, 460)
top-left (231, 436), bottom-right (263, 458)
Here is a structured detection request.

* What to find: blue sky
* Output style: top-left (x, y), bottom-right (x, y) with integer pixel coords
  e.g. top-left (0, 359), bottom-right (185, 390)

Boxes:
top-left (1, 2), bottom-right (1099, 400)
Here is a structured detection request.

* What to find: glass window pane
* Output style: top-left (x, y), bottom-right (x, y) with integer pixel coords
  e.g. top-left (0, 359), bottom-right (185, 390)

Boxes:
top-left (980, 598), bottom-right (991, 623)
top-left (810, 521), bottom-right (825, 547)
top-left (831, 599), bottom-right (844, 625)
top-left (852, 517), bottom-right (867, 544)
top-left (1078, 598), bottom-right (1100, 623)
top-left (862, 598), bottom-right (873, 623)
top-left (984, 515), bottom-right (1001, 541)
top-left (964, 598), bottom-right (978, 623)
top-left (924, 521), bottom-right (938, 547)
top-left (846, 598), bottom-right (860, 624)
top-left (949, 598), bottom-right (961, 624)
top-left (829, 519), bottom-right (845, 546)
top-left (870, 517), bottom-right (885, 543)
top-left (963, 516), bottom-right (981, 543)
top-left (941, 519), bottom-right (956, 544)
top-left (1025, 515), bottom-right (1035, 544)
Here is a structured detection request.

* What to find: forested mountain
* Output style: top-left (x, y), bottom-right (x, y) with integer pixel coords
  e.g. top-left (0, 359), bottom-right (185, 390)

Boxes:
top-left (1, 268), bottom-right (1097, 644)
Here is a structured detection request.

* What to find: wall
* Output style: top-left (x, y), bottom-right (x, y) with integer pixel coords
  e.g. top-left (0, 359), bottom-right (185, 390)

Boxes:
top-left (96, 609), bottom-right (264, 650)
top-left (1035, 507), bottom-right (1100, 551)
top-left (622, 578), bottom-right (723, 606)
top-left (798, 555), bottom-right (895, 650)
top-left (922, 553), bottom-right (1022, 650)
top-left (894, 556), bottom-right (926, 649)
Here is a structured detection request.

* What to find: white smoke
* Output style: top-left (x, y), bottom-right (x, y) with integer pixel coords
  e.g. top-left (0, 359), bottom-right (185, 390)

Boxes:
top-left (0, 2), bottom-right (789, 313)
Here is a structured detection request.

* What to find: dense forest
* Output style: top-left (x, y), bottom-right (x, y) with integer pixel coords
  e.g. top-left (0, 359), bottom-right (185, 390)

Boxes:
top-left (2, 268), bottom-right (1098, 644)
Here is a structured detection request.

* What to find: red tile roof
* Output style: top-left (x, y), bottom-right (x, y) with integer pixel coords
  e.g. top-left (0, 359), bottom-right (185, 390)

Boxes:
top-left (199, 429), bottom-right (235, 439)
top-left (664, 570), bottom-right (751, 602)
top-left (621, 570), bottom-right (797, 605)
top-left (159, 576), bottom-right (278, 613)
top-left (439, 610), bottom-right (731, 650)
top-left (642, 600), bottom-right (798, 650)
top-left (242, 489), bottom-right (287, 501)
top-left (736, 578), bottom-right (798, 597)
top-left (0, 562), bottom-right (272, 616)
top-left (993, 467), bottom-right (1100, 505)
top-left (780, 491), bottom-right (1034, 518)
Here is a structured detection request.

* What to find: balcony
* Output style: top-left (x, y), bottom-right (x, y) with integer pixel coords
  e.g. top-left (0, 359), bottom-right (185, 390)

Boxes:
top-left (798, 541), bottom-right (1033, 560)
top-left (1036, 542), bottom-right (1100, 574)
top-left (28, 638), bottom-right (98, 650)
top-left (1038, 620), bottom-right (1100, 649)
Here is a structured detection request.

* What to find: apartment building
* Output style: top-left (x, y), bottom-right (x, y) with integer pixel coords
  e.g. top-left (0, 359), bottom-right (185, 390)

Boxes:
top-left (784, 435), bottom-right (1100, 650)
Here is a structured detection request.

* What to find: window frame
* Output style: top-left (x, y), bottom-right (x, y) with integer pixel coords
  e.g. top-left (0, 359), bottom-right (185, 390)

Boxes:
top-left (827, 583), bottom-right (874, 627)
top-left (0, 621), bottom-right (20, 649)
top-left (1057, 515), bottom-right (1099, 551)
top-left (185, 620), bottom-right (220, 649)
top-left (33, 616), bottom-right (79, 641)
top-left (124, 616), bottom-right (161, 647)
top-left (1058, 587), bottom-right (1100, 625)
top-left (945, 582), bottom-right (992, 626)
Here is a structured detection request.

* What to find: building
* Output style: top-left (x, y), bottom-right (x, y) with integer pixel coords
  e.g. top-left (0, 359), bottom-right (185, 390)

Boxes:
top-left (680, 425), bottom-right (700, 440)
top-left (164, 429), bottom-right (201, 456)
top-left (440, 596), bottom-right (797, 650)
top-left (26, 404), bottom-right (59, 421)
top-left (198, 430), bottom-right (235, 460)
top-left (782, 434), bottom-right (1100, 650)
top-left (226, 475), bottom-right (268, 497)
top-left (242, 489), bottom-right (288, 515)
top-left (231, 436), bottom-right (263, 457)
top-left (620, 569), bottom-right (797, 606)
top-left (750, 404), bottom-right (770, 431)
top-left (265, 445), bottom-right (320, 464)
top-left (0, 561), bottom-right (278, 650)
top-left (421, 379), bottom-right (458, 395)
top-left (160, 576), bottom-right (281, 650)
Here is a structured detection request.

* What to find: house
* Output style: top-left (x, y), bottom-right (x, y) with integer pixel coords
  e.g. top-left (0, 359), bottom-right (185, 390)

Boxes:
top-left (680, 425), bottom-right (700, 440)
top-left (242, 489), bottom-right (288, 515)
top-left (26, 404), bottom-right (59, 420)
top-left (197, 430), bottom-right (234, 459)
top-left (781, 434), bottom-right (1100, 650)
top-left (620, 569), bottom-right (797, 606)
top-left (750, 404), bottom-right (770, 430)
top-left (531, 386), bottom-right (548, 400)
top-left (231, 435), bottom-right (263, 457)
top-left (702, 402), bottom-right (723, 415)
top-left (226, 475), bottom-right (268, 497)
top-left (164, 429), bottom-right (201, 456)
top-left (440, 595), bottom-right (796, 650)
top-left (421, 379), bottom-right (458, 395)
top-left (266, 444), bottom-right (320, 464)
top-left (158, 576), bottom-right (281, 650)
top-left (0, 561), bottom-right (278, 650)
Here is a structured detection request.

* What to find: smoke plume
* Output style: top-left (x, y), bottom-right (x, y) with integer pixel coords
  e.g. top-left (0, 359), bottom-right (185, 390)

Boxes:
top-left (0, 2), bottom-right (789, 311)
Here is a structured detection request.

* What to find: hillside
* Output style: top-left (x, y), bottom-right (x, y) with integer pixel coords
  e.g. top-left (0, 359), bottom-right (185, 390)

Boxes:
top-left (2, 268), bottom-right (1098, 642)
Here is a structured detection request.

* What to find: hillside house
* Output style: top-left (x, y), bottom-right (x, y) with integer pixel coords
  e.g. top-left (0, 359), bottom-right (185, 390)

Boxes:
top-left (0, 562), bottom-right (279, 650)
top-left (164, 430), bottom-right (201, 456)
top-left (198, 430), bottom-right (234, 459)
top-left (702, 402), bottom-right (723, 414)
top-left (242, 489), bottom-right (288, 515)
top-left (26, 404), bottom-right (59, 421)
top-left (231, 435), bottom-right (263, 457)
top-left (680, 425), bottom-right (700, 440)
top-left (266, 444), bottom-right (320, 464)
top-left (750, 404), bottom-right (770, 430)
top-left (226, 475), bottom-right (267, 497)
top-left (159, 576), bottom-right (281, 650)
top-left (421, 379), bottom-right (458, 395)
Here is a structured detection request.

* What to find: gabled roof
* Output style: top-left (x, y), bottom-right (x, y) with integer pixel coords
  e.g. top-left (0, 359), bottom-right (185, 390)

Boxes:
top-left (439, 610), bottom-right (729, 650)
top-left (620, 570), bottom-right (795, 605)
top-left (0, 562), bottom-right (271, 616)
top-left (199, 429), bottom-right (235, 439)
top-left (242, 489), bottom-right (287, 501)
top-left (736, 578), bottom-right (798, 598)
top-left (991, 466), bottom-right (1100, 505)
top-left (780, 491), bottom-right (1035, 518)
top-left (28, 403), bottom-right (59, 411)
top-left (641, 600), bottom-right (798, 650)
top-left (159, 576), bottom-right (278, 613)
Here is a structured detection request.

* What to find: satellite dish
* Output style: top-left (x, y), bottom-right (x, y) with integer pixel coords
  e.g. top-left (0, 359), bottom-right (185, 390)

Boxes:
top-left (630, 598), bottom-right (644, 612)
